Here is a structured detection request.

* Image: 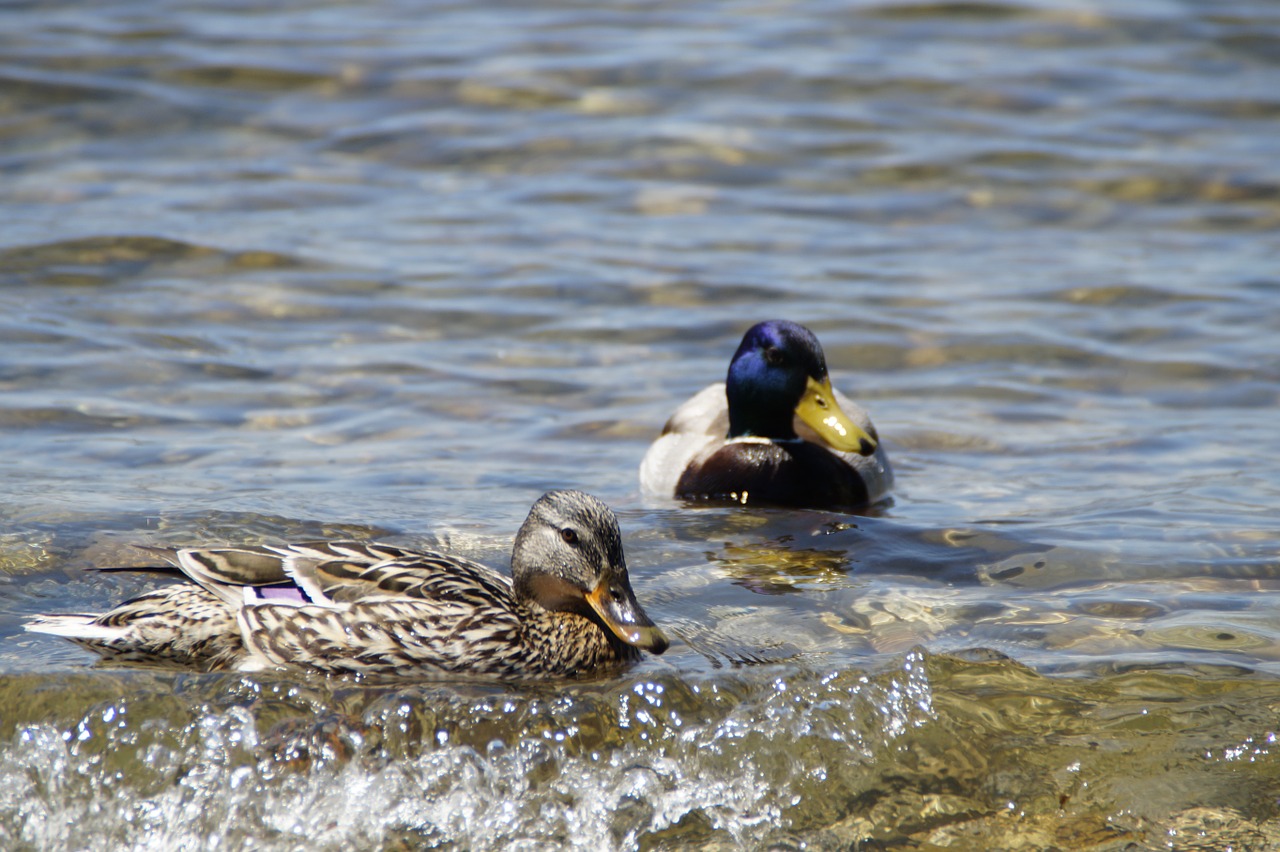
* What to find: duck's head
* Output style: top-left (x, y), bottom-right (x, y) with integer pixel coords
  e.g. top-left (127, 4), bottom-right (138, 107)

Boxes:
top-left (512, 490), bottom-right (668, 655)
top-left (725, 320), bottom-right (877, 455)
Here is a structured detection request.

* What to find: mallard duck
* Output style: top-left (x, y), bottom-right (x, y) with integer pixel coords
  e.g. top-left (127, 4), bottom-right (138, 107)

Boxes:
top-left (640, 320), bottom-right (892, 509)
top-left (26, 490), bottom-right (669, 678)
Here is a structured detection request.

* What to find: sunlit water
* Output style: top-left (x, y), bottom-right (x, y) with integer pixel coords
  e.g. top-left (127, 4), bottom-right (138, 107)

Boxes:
top-left (3, 0), bottom-right (1280, 848)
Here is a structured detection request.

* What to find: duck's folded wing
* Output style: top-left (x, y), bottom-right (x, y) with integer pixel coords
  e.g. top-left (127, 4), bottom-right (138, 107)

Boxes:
top-left (642, 384), bottom-right (729, 496)
top-left (283, 552), bottom-right (518, 609)
top-left (142, 546), bottom-right (296, 606)
top-left (265, 540), bottom-right (418, 565)
top-left (142, 541), bottom-right (419, 606)
top-left (660, 383), bottom-right (729, 437)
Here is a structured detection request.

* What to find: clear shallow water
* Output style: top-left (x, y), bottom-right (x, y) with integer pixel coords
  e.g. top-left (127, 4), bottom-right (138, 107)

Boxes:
top-left (2, 0), bottom-right (1280, 848)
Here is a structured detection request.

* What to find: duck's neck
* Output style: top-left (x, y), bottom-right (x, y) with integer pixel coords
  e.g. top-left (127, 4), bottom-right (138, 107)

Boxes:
top-left (726, 382), bottom-right (798, 441)
top-left (521, 602), bottom-right (637, 674)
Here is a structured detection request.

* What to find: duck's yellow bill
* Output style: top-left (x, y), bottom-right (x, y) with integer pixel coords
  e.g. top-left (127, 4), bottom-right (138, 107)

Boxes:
top-left (794, 376), bottom-right (877, 455)
top-left (586, 582), bottom-right (669, 654)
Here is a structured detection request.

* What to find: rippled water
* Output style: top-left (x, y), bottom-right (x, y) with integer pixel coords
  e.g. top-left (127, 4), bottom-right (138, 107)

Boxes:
top-left (3, 0), bottom-right (1280, 848)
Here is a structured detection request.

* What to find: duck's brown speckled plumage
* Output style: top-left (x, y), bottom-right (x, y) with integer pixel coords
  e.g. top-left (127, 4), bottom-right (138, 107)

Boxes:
top-left (26, 491), bottom-right (668, 678)
top-left (67, 584), bottom-right (243, 668)
top-left (232, 549), bottom-right (642, 677)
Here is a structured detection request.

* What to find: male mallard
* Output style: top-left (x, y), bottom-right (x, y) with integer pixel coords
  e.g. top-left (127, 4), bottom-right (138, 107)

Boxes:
top-left (640, 320), bottom-right (892, 509)
top-left (26, 490), bottom-right (668, 678)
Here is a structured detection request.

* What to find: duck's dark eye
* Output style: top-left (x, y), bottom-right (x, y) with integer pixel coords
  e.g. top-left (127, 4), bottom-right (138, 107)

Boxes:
top-left (763, 346), bottom-right (785, 367)
top-left (560, 528), bottom-right (579, 545)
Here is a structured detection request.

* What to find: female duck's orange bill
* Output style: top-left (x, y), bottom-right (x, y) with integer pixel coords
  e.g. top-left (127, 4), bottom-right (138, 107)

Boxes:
top-left (585, 582), bottom-right (669, 653)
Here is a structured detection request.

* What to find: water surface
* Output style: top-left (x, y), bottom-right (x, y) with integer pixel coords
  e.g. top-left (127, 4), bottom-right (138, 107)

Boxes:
top-left (2, 0), bottom-right (1280, 848)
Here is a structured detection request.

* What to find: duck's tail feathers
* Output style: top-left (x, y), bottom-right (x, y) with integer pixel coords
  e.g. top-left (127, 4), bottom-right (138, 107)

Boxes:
top-left (24, 614), bottom-right (123, 642)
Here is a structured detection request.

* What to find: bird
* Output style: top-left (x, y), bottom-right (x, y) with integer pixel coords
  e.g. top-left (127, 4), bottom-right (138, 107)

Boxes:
top-left (26, 490), bottom-right (669, 678)
top-left (640, 320), bottom-right (892, 509)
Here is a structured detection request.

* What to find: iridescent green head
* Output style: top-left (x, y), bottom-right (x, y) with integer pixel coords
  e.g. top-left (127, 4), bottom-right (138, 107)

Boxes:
top-left (725, 320), bottom-right (876, 455)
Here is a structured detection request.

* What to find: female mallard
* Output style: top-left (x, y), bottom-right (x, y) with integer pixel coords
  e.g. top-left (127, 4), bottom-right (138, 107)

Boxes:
top-left (640, 320), bottom-right (892, 509)
top-left (26, 490), bottom-right (668, 678)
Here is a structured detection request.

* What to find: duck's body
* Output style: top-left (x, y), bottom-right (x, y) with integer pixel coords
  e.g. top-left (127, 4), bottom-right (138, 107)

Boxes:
top-left (641, 383), bottom-right (891, 507)
top-left (641, 321), bottom-right (892, 509)
top-left (27, 492), bottom-right (668, 678)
